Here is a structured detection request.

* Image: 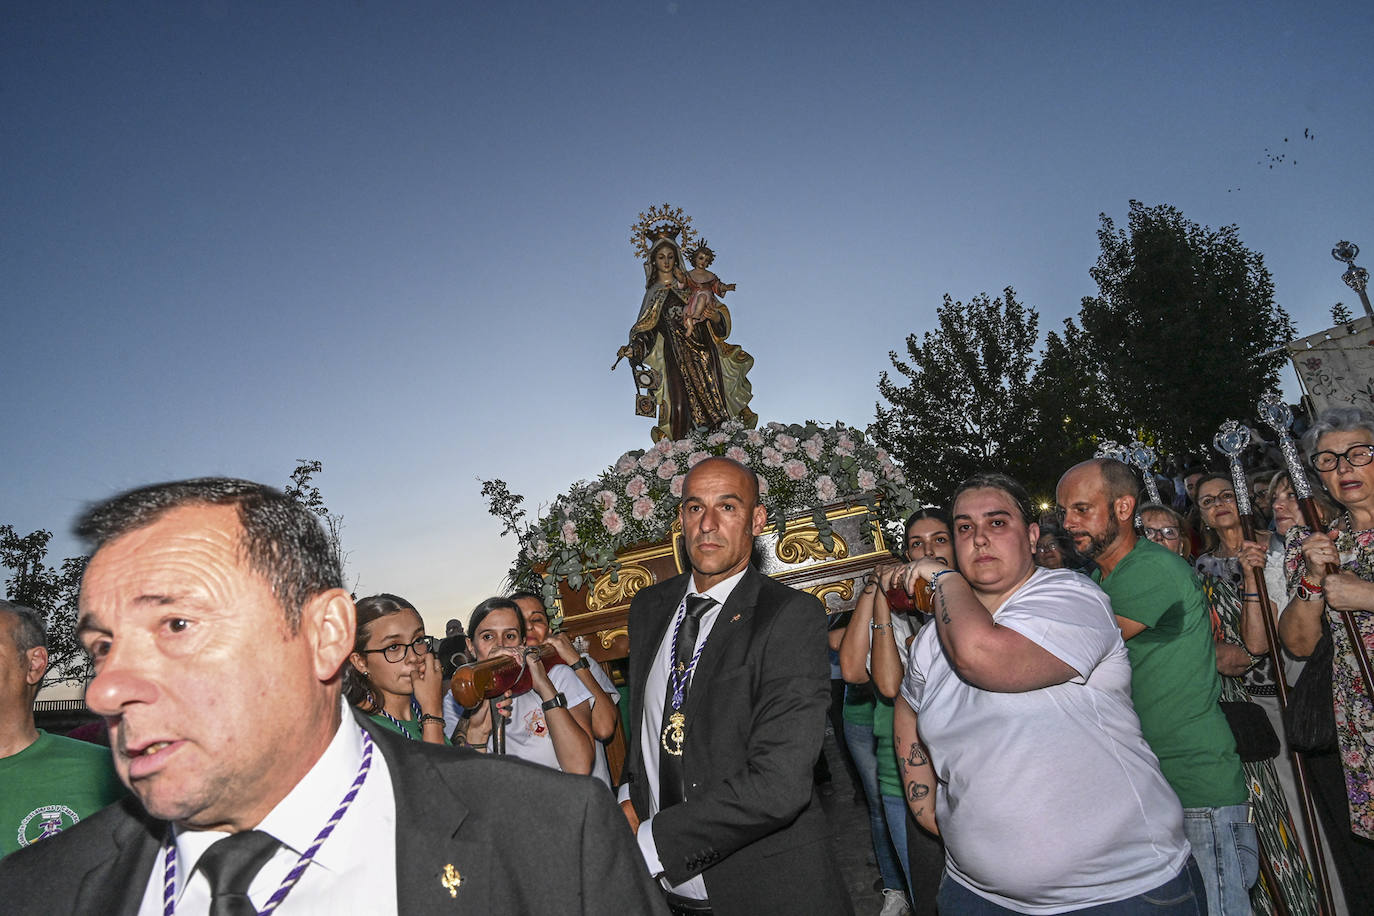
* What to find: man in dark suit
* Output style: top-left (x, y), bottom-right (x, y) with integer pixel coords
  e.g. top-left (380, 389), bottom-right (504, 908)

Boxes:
top-left (619, 457), bottom-right (852, 916)
top-left (0, 477), bottom-right (664, 915)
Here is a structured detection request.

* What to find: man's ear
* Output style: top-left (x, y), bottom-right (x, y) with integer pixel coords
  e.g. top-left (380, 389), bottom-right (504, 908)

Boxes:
top-left (1114, 495), bottom-right (1137, 524)
top-left (751, 504), bottom-right (768, 536)
top-left (24, 646), bottom-right (48, 688)
top-left (301, 588), bottom-right (356, 682)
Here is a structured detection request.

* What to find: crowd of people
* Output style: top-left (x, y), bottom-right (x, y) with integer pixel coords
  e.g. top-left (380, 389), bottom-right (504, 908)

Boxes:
top-left (1, 410), bottom-right (1373, 915)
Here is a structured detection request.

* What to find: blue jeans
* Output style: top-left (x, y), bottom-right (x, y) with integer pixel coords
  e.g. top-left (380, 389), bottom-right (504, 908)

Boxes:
top-left (843, 719), bottom-right (904, 893)
top-left (935, 858), bottom-right (1206, 914)
top-left (882, 792), bottom-right (914, 895)
top-left (1182, 803), bottom-right (1258, 916)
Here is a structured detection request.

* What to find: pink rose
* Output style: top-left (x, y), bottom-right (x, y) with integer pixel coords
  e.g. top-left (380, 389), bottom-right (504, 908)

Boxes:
top-left (657, 459), bottom-right (679, 480)
top-left (616, 452), bottom-right (639, 473)
top-left (762, 447), bottom-right (783, 468)
top-left (857, 469), bottom-right (877, 490)
top-left (632, 497), bottom-right (655, 520)
top-left (745, 429), bottom-right (765, 447)
top-left (671, 474), bottom-right (685, 497)
top-left (876, 448), bottom-right (889, 463)
top-left (802, 436), bottom-right (824, 461)
top-left (726, 446), bottom-right (749, 464)
top-left (595, 489), bottom-right (617, 511)
top-left (706, 431), bottom-right (729, 446)
top-left (688, 450), bottom-right (710, 467)
top-left (639, 450), bottom-right (662, 471)
top-left (655, 439), bottom-right (674, 455)
top-left (784, 459), bottom-right (807, 481)
top-left (602, 510), bottom-right (624, 535)
top-left (815, 475), bottom-right (838, 501)
top-left (560, 520), bottom-right (579, 546)
top-left (626, 475), bottom-right (648, 499)
top-left (835, 435), bottom-right (856, 457)
top-left (674, 438), bottom-right (694, 453)
top-left (775, 434), bottom-right (798, 453)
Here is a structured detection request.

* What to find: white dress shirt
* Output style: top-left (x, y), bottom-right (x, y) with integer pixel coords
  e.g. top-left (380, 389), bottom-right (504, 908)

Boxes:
top-left (138, 702), bottom-right (398, 915)
top-left (618, 568), bottom-right (746, 900)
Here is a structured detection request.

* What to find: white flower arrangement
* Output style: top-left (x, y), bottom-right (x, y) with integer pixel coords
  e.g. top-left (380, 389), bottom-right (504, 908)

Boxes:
top-left (484, 420), bottom-right (919, 611)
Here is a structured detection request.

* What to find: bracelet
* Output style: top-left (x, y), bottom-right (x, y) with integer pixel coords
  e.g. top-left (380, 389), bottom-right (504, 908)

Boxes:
top-left (569, 657), bottom-right (590, 672)
top-left (930, 569), bottom-right (958, 589)
top-left (869, 621), bottom-right (893, 631)
top-left (1299, 575), bottom-right (1324, 594)
top-left (418, 713), bottom-right (445, 728)
top-left (1240, 592), bottom-right (1261, 600)
top-left (541, 692), bottom-right (568, 712)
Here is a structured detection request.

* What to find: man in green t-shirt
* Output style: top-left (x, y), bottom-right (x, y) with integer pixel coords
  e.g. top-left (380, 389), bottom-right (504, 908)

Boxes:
top-left (0, 599), bottom-right (124, 859)
top-left (1057, 459), bottom-right (1253, 916)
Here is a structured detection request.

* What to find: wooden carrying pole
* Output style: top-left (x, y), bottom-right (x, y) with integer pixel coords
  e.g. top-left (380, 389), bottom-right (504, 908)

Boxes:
top-left (1214, 421), bottom-right (1334, 914)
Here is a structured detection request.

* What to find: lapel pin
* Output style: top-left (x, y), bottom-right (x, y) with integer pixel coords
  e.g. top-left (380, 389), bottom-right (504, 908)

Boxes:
top-left (441, 864), bottom-right (462, 898)
top-left (731, 614), bottom-right (741, 622)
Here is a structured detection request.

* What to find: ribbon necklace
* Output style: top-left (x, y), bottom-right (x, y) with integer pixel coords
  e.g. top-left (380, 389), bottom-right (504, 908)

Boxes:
top-left (661, 595), bottom-right (710, 757)
top-left (161, 727), bottom-right (374, 916)
top-left (376, 698), bottom-right (424, 741)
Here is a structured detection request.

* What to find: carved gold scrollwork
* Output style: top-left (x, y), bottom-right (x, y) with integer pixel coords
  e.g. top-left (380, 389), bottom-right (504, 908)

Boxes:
top-left (805, 579), bottom-right (855, 608)
top-left (598, 627), bottom-right (629, 650)
top-left (775, 528), bottom-right (850, 564)
top-left (586, 562), bottom-right (654, 612)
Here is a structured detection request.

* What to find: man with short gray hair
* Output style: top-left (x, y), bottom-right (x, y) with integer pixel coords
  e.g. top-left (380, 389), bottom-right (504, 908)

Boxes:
top-left (0, 598), bottom-right (124, 859)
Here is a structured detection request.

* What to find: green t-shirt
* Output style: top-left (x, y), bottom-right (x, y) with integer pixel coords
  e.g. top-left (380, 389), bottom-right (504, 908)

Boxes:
top-left (366, 712), bottom-right (451, 745)
top-left (841, 682), bottom-right (875, 727)
top-left (872, 693), bottom-right (901, 799)
top-left (1094, 538), bottom-right (1247, 808)
top-left (0, 730), bottom-right (126, 858)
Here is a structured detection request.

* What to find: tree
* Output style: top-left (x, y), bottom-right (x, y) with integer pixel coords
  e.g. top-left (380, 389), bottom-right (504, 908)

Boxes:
top-left (1071, 201), bottom-right (1295, 456)
top-left (874, 288), bottom-right (1043, 502)
top-left (283, 458), bottom-right (348, 573)
top-left (0, 526), bottom-right (90, 686)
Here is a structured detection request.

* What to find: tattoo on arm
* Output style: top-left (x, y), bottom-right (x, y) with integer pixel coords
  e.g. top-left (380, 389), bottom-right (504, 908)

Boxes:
top-left (936, 589), bottom-right (951, 625)
top-left (906, 742), bottom-right (927, 767)
top-left (908, 782), bottom-right (929, 802)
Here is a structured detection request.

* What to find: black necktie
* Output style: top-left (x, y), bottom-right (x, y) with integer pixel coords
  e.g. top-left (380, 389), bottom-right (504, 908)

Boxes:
top-left (198, 830), bottom-right (280, 916)
top-left (658, 594), bottom-right (716, 810)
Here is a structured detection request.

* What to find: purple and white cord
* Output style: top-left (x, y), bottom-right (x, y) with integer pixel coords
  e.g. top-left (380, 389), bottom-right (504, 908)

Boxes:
top-left (668, 596), bottom-right (709, 711)
top-left (161, 727), bottom-right (374, 916)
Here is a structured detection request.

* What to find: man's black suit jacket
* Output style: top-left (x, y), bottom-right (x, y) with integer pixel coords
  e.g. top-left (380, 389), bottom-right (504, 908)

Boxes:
top-left (0, 712), bottom-right (668, 915)
top-left (623, 567), bottom-right (853, 916)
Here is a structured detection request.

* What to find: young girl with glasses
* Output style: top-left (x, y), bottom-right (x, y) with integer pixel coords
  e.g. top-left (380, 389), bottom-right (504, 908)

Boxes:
top-left (344, 593), bottom-right (450, 745)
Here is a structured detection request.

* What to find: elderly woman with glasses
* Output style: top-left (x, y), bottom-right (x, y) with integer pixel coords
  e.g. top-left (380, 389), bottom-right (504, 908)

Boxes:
top-left (1280, 408), bottom-right (1374, 905)
top-left (343, 593), bottom-right (450, 745)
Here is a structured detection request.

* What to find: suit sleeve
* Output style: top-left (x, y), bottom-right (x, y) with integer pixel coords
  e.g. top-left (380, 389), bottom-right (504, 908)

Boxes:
top-left (652, 587), bottom-right (829, 884)
top-left (577, 777), bottom-right (670, 915)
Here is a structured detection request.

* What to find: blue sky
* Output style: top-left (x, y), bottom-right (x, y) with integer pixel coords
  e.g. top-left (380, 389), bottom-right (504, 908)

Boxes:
top-left (5, 0), bottom-right (1372, 634)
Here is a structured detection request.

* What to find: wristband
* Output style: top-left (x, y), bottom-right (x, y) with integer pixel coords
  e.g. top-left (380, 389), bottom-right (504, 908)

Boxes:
top-left (541, 692), bottom-right (568, 712)
top-left (930, 569), bottom-right (958, 589)
top-left (869, 621), bottom-right (892, 631)
top-left (569, 657), bottom-right (590, 672)
top-left (1240, 592), bottom-right (1261, 600)
top-left (418, 713), bottom-right (445, 729)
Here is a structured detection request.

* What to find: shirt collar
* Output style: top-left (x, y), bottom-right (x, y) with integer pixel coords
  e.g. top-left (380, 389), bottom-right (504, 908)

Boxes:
top-left (173, 704), bottom-right (363, 883)
top-left (685, 566), bottom-right (748, 607)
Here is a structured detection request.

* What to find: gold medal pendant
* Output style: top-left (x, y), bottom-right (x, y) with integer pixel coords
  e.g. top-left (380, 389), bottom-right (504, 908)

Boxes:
top-left (661, 710), bottom-right (687, 756)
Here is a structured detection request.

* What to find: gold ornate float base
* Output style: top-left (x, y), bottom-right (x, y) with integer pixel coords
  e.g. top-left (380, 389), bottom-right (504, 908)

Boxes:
top-left (557, 499), bottom-right (891, 662)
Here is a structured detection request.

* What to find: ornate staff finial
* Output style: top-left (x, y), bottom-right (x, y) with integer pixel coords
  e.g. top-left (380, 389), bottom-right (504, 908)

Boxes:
top-left (1128, 440), bottom-right (1162, 505)
top-left (1257, 393), bottom-right (1312, 499)
top-left (1094, 439), bottom-right (1130, 464)
top-left (1212, 420), bottom-right (1254, 517)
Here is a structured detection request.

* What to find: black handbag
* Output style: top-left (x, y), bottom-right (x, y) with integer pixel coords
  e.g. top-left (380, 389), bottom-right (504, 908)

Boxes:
top-left (1283, 617), bottom-right (1337, 754)
top-left (1220, 699), bottom-right (1281, 762)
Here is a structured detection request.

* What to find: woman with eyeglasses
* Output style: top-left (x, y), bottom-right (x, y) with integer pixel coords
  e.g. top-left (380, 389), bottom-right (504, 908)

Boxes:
top-left (1280, 408), bottom-right (1374, 906)
top-left (460, 597), bottom-right (595, 777)
top-left (1185, 476), bottom-right (1323, 914)
top-left (343, 593), bottom-right (450, 745)
top-left (1138, 503), bottom-right (1189, 558)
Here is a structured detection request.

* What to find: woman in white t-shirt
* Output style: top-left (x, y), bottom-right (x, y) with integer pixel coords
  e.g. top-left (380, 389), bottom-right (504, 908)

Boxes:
top-left (460, 597), bottom-right (595, 777)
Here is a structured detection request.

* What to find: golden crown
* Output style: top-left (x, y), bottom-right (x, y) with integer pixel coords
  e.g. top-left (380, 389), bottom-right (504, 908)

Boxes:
top-left (630, 203), bottom-right (698, 260)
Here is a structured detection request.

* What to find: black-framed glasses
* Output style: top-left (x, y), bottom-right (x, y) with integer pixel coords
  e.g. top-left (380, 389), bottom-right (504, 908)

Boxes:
top-left (359, 635), bottom-right (435, 663)
top-left (1197, 491), bottom-right (1236, 510)
top-left (1143, 526), bottom-right (1181, 541)
top-left (1311, 444), bottom-right (1374, 472)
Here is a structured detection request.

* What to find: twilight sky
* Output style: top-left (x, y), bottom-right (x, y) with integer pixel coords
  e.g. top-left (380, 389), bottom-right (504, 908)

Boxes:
top-left (5, 0), bottom-right (1372, 637)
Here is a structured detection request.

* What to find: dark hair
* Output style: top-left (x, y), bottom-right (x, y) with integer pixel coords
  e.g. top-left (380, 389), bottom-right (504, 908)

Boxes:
top-left (343, 593), bottom-right (419, 714)
top-left (1193, 472), bottom-right (1262, 554)
top-left (75, 478), bottom-right (342, 631)
top-left (950, 472), bottom-right (1036, 525)
top-left (0, 599), bottom-right (46, 654)
top-left (507, 590), bottom-right (544, 609)
top-left (901, 507), bottom-right (952, 557)
top-left (468, 597), bottom-right (525, 645)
